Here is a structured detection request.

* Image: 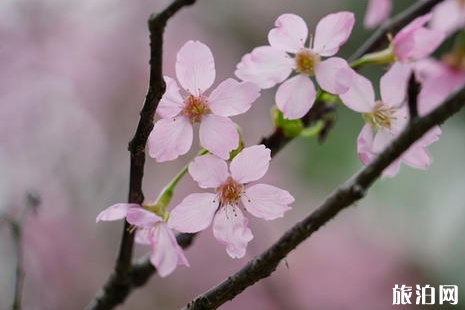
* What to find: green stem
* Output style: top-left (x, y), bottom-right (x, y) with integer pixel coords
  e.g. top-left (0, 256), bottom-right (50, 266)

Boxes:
top-left (350, 46), bottom-right (395, 69)
top-left (146, 149), bottom-right (208, 217)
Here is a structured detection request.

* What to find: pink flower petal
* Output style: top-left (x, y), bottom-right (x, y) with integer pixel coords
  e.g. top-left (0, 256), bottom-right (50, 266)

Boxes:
top-left (382, 160), bottom-right (401, 178)
top-left (242, 184), bottom-right (293, 220)
top-left (407, 28), bottom-right (445, 61)
top-left (208, 78), bottom-right (260, 117)
top-left (148, 116), bottom-right (193, 162)
top-left (157, 76), bottom-right (184, 119)
top-left (176, 40), bottom-right (215, 96)
top-left (357, 125), bottom-right (401, 178)
top-left (357, 124), bottom-right (376, 166)
top-left (339, 72), bottom-right (375, 113)
top-left (212, 205), bottom-right (253, 258)
top-left (380, 62), bottom-right (411, 107)
top-left (418, 69), bottom-right (465, 115)
top-left (126, 207), bottom-right (162, 228)
top-left (199, 114), bottom-right (239, 159)
top-left (275, 74), bottom-right (316, 119)
top-left (414, 58), bottom-right (446, 83)
top-left (313, 11), bottom-right (355, 57)
top-left (235, 46), bottom-right (293, 89)
top-left (268, 13), bottom-right (307, 53)
top-left (390, 110), bottom-right (409, 136)
top-left (96, 203), bottom-right (138, 223)
top-left (188, 154), bottom-right (229, 189)
top-left (420, 125), bottom-right (442, 146)
top-left (393, 13), bottom-right (444, 62)
top-left (372, 129), bottom-right (395, 154)
top-left (394, 13), bottom-right (432, 43)
top-left (150, 223), bottom-right (189, 278)
top-left (401, 145), bottom-right (432, 170)
top-left (230, 145), bottom-right (270, 184)
top-left (431, 0), bottom-right (465, 35)
top-left (168, 193), bottom-right (218, 233)
top-left (364, 0), bottom-right (392, 29)
top-left (314, 57), bottom-right (354, 95)
top-left (135, 229), bottom-right (152, 245)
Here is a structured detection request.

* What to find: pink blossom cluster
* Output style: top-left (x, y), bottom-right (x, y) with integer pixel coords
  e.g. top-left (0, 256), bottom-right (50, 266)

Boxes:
top-left (96, 6), bottom-right (460, 276)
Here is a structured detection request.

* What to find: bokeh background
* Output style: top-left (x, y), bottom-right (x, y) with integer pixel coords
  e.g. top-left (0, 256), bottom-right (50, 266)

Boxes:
top-left (1, 0), bottom-right (464, 309)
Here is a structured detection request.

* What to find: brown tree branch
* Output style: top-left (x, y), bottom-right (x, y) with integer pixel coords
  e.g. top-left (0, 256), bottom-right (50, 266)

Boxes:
top-left (349, 0), bottom-right (445, 62)
top-left (85, 1), bottom-right (195, 309)
top-left (182, 76), bottom-right (465, 310)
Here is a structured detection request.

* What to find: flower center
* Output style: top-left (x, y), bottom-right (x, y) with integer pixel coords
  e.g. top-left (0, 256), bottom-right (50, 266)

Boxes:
top-left (362, 101), bottom-right (397, 130)
top-left (294, 48), bottom-right (321, 75)
top-left (216, 176), bottom-right (244, 206)
top-left (181, 94), bottom-right (210, 123)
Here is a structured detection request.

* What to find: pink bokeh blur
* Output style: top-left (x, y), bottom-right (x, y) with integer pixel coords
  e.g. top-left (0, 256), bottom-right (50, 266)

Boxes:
top-left (1, 0), bottom-right (464, 309)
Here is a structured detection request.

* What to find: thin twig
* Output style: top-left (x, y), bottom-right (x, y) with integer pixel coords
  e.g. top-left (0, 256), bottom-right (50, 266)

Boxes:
top-left (348, 0), bottom-right (445, 63)
top-left (85, 1), bottom-right (195, 309)
top-left (0, 192), bottom-right (41, 310)
top-left (183, 76), bottom-right (465, 310)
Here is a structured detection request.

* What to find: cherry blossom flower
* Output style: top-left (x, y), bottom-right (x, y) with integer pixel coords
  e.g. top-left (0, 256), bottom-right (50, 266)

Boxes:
top-left (235, 12), bottom-right (355, 120)
top-left (168, 145), bottom-right (294, 258)
top-left (391, 13), bottom-right (445, 63)
top-left (340, 63), bottom-right (441, 177)
top-left (96, 203), bottom-right (189, 277)
top-left (430, 0), bottom-right (465, 35)
top-left (364, 0), bottom-right (392, 29)
top-left (148, 40), bottom-right (260, 162)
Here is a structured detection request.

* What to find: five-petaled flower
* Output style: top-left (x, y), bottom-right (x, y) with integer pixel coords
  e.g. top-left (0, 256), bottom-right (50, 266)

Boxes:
top-left (168, 145), bottom-right (294, 258)
top-left (340, 63), bottom-right (441, 177)
top-left (96, 203), bottom-right (189, 277)
top-left (235, 12), bottom-right (355, 120)
top-left (148, 40), bottom-right (261, 162)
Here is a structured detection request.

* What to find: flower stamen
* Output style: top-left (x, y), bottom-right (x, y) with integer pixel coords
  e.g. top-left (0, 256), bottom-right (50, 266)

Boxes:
top-left (363, 101), bottom-right (397, 131)
top-left (216, 176), bottom-right (244, 206)
top-left (181, 94), bottom-right (210, 123)
top-left (294, 48), bottom-right (321, 75)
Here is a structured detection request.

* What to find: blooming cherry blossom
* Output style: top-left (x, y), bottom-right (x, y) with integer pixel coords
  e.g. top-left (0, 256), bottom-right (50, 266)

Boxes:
top-left (168, 145), bottom-right (294, 258)
top-left (96, 203), bottom-right (189, 277)
top-left (148, 40), bottom-right (260, 162)
top-left (235, 12), bottom-right (355, 120)
top-left (340, 63), bottom-right (441, 177)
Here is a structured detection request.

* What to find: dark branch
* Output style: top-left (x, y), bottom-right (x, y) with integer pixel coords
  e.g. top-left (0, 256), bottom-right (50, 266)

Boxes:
top-left (407, 72), bottom-right (420, 119)
top-left (349, 0), bottom-right (445, 62)
top-left (85, 1), bottom-right (196, 309)
top-left (182, 82), bottom-right (465, 310)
